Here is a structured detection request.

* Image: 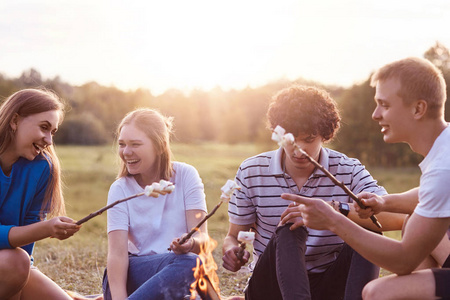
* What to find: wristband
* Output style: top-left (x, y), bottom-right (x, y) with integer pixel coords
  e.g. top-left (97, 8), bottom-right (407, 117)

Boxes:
top-left (338, 202), bottom-right (350, 217)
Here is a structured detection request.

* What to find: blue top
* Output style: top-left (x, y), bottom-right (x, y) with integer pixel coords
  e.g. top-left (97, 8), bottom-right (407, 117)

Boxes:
top-left (0, 155), bottom-right (51, 257)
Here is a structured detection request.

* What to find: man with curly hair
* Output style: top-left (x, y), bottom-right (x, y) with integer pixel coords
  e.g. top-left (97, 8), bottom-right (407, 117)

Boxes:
top-left (222, 85), bottom-right (404, 299)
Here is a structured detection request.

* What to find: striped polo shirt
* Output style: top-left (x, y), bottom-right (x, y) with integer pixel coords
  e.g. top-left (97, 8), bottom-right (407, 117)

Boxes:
top-left (228, 147), bottom-right (386, 273)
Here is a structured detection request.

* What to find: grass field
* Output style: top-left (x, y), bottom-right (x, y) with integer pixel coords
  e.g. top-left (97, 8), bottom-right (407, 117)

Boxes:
top-left (33, 144), bottom-right (421, 297)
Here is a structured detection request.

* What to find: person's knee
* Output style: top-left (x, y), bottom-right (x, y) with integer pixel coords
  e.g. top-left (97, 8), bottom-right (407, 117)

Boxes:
top-left (276, 223), bottom-right (307, 235)
top-left (275, 223), bottom-right (308, 245)
top-left (181, 252), bottom-right (201, 264)
top-left (362, 280), bottom-right (384, 300)
top-left (0, 248), bottom-right (31, 295)
top-left (173, 253), bottom-right (202, 275)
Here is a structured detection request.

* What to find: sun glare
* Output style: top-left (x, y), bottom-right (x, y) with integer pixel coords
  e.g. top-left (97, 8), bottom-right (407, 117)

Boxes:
top-left (1, 0), bottom-right (449, 94)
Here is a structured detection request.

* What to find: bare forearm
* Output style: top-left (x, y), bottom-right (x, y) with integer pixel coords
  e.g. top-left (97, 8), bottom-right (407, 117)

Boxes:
top-left (9, 221), bottom-right (51, 247)
top-left (383, 188), bottom-right (419, 214)
top-left (348, 205), bottom-right (406, 232)
top-left (107, 254), bottom-right (129, 300)
top-left (331, 212), bottom-right (444, 275)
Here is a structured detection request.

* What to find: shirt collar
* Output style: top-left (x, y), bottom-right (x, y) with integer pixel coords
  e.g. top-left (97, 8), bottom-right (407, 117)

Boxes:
top-left (269, 147), bottom-right (285, 175)
top-left (269, 147), bottom-right (330, 176)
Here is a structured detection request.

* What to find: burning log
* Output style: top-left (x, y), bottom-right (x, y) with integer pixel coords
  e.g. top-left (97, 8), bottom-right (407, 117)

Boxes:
top-left (272, 125), bottom-right (382, 228)
top-left (76, 180), bottom-right (175, 225)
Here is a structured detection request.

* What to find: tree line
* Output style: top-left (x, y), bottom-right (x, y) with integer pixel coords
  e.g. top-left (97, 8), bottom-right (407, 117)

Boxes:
top-left (0, 42), bottom-right (448, 167)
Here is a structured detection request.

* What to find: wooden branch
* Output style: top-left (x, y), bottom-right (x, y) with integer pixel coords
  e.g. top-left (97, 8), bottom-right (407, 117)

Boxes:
top-left (235, 242), bottom-right (246, 260)
top-left (76, 192), bottom-right (145, 225)
top-left (195, 274), bottom-right (222, 300)
top-left (171, 180), bottom-right (239, 250)
top-left (76, 181), bottom-right (174, 225)
top-left (294, 145), bottom-right (382, 228)
top-left (178, 200), bottom-right (225, 245)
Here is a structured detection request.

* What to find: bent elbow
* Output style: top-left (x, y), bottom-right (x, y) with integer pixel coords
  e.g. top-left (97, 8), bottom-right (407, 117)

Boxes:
top-left (391, 261), bottom-right (417, 276)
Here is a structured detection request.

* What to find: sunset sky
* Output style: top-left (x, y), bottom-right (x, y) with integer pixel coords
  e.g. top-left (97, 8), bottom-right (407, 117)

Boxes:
top-left (1, 0), bottom-right (449, 95)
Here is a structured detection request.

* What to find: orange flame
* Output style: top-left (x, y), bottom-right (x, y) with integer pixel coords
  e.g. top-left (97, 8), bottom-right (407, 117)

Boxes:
top-left (189, 236), bottom-right (220, 299)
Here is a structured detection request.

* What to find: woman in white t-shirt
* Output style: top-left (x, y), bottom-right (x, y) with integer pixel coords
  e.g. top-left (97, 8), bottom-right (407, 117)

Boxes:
top-left (102, 108), bottom-right (208, 300)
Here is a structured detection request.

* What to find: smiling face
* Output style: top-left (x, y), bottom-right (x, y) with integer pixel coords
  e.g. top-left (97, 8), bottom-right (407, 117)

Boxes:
top-left (372, 78), bottom-right (415, 144)
top-left (10, 110), bottom-right (60, 162)
top-left (118, 122), bottom-right (159, 185)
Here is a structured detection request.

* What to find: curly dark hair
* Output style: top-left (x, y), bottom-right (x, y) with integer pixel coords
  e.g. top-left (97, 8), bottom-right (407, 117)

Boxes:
top-left (267, 85), bottom-right (341, 141)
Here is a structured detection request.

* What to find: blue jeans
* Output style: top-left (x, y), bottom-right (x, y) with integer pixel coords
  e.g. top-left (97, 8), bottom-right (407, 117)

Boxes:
top-left (103, 252), bottom-right (199, 300)
top-left (246, 224), bottom-right (380, 300)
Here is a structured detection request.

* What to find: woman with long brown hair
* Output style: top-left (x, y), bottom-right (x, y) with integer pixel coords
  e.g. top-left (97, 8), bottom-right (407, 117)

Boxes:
top-left (0, 89), bottom-right (80, 300)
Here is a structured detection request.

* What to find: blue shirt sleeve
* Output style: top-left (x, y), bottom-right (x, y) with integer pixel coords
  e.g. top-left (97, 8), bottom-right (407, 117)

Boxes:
top-left (0, 225), bottom-right (15, 248)
top-left (0, 156), bottom-right (51, 254)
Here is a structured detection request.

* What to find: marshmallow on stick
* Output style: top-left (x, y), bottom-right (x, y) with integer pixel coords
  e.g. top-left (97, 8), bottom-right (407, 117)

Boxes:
top-left (176, 180), bottom-right (241, 247)
top-left (236, 231), bottom-right (255, 260)
top-left (76, 180), bottom-right (175, 225)
top-left (272, 125), bottom-right (382, 229)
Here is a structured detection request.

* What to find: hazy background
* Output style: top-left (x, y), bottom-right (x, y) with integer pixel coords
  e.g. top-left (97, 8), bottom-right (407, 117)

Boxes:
top-left (1, 1), bottom-right (449, 165)
top-left (1, 0), bottom-right (449, 95)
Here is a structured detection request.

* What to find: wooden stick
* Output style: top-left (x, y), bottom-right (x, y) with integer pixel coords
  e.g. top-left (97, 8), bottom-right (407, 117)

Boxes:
top-left (294, 145), bottom-right (382, 228)
top-left (178, 200), bottom-right (225, 246)
top-left (195, 274), bottom-right (222, 300)
top-left (173, 180), bottom-right (240, 249)
top-left (235, 242), bottom-right (246, 261)
top-left (76, 181), bottom-right (174, 225)
top-left (76, 192), bottom-right (145, 225)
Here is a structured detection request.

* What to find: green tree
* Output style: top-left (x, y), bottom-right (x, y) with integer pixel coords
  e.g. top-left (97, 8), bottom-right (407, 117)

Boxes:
top-left (55, 112), bottom-right (110, 145)
top-left (424, 41), bottom-right (450, 121)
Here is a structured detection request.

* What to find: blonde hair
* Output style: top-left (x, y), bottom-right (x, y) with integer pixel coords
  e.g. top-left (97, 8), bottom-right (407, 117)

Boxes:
top-left (371, 57), bottom-right (447, 118)
top-left (116, 108), bottom-right (174, 181)
top-left (0, 88), bottom-right (65, 218)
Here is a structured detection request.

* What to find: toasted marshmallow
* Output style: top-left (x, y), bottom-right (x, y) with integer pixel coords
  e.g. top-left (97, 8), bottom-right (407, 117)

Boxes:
top-left (272, 125), bottom-right (295, 148)
top-left (238, 231), bottom-right (255, 243)
top-left (220, 180), bottom-right (241, 202)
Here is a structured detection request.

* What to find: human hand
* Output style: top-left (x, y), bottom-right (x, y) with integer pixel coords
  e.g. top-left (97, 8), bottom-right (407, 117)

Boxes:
top-left (280, 193), bottom-right (341, 230)
top-left (279, 202), bottom-right (305, 230)
top-left (170, 234), bottom-right (195, 254)
top-left (222, 245), bottom-right (250, 272)
top-left (355, 192), bottom-right (385, 218)
top-left (48, 216), bottom-right (81, 240)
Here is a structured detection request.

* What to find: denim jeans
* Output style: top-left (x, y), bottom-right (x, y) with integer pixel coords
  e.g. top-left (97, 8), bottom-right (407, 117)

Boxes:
top-left (245, 224), bottom-right (380, 300)
top-left (103, 252), bottom-right (199, 300)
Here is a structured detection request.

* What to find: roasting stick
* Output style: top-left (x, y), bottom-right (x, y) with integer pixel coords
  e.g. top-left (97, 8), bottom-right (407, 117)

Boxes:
top-left (272, 125), bottom-right (382, 229)
top-left (176, 180), bottom-right (241, 247)
top-left (236, 231), bottom-right (255, 260)
top-left (76, 180), bottom-right (175, 225)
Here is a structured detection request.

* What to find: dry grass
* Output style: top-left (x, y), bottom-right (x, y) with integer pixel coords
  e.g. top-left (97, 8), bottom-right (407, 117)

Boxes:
top-left (33, 144), bottom-right (420, 297)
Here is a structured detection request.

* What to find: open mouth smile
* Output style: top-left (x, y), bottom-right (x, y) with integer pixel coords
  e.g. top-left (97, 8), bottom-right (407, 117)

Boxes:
top-left (33, 143), bottom-right (44, 152)
top-left (126, 159), bottom-right (140, 165)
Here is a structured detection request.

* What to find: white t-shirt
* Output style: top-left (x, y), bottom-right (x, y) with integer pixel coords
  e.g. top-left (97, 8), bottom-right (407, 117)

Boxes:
top-left (416, 125), bottom-right (450, 218)
top-left (107, 162), bottom-right (207, 255)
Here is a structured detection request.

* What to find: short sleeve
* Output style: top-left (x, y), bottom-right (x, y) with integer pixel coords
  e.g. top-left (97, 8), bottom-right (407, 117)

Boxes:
top-left (416, 169), bottom-right (450, 218)
top-left (228, 166), bottom-right (257, 225)
top-left (107, 182), bottom-right (130, 233)
top-left (179, 164), bottom-right (207, 212)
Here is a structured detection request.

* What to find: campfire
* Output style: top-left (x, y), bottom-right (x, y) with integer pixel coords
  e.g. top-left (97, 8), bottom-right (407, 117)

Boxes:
top-left (189, 237), bottom-right (221, 300)
top-left (188, 180), bottom-right (241, 300)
